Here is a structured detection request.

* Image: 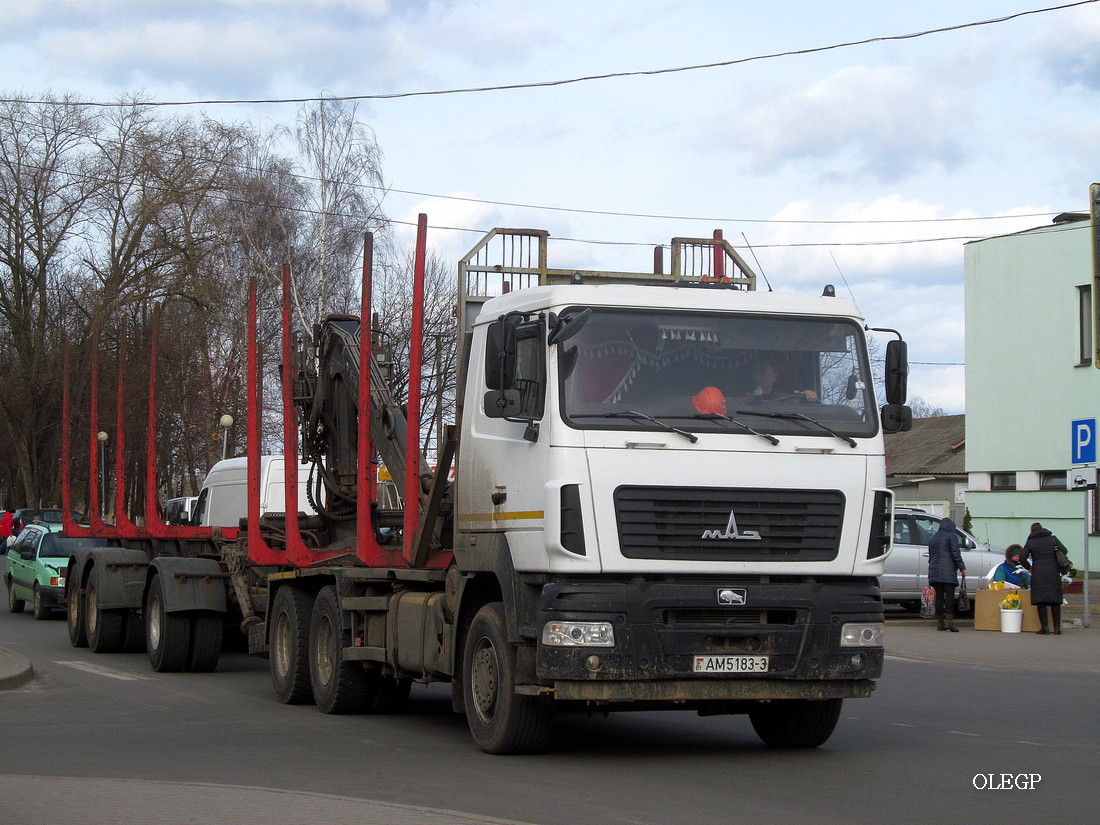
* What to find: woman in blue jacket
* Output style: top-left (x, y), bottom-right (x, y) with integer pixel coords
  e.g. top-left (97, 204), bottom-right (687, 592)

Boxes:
top-left (928, 518), bottom-right (967, 632)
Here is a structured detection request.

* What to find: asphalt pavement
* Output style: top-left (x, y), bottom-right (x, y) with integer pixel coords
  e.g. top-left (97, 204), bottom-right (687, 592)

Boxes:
top-left (1, 594), bottom-right (1096, 825)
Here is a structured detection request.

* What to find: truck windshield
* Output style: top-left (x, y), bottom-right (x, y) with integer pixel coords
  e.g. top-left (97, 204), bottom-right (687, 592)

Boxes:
top-left (558, 309), bottom-right (877, 440)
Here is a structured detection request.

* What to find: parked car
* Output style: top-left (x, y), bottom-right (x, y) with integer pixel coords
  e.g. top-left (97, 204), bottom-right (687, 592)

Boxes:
top-left (4, 524), bottom-right (106, 619)
top-left (162, 496), bottom-right (198, 526)
top-left (9, 508), bottom-right (85, 537)
top-left (881, 508), bottom-right (1003, 611)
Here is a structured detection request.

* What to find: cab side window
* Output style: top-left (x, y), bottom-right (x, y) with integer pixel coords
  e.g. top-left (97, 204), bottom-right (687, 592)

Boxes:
top-left (513, 325), bottom-right (546, 419)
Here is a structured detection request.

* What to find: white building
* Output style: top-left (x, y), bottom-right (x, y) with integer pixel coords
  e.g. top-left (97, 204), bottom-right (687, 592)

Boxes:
top-left (964, 211), bottom-right (1097, 559)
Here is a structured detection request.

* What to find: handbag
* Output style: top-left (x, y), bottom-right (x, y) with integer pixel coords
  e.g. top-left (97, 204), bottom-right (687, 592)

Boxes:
top-left (920, 586), bottom-right (936, 619)
top-left (1055, 546), bottom-right (1072, 574)
top-left (955, 576), bottom-right (970, 613)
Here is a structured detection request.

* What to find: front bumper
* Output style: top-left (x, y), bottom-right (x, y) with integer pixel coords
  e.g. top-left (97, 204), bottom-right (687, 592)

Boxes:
top-left (535, 578), bottom-right (883, 701)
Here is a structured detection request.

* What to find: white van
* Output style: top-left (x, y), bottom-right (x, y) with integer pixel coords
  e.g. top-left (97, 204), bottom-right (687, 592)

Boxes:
top-left (191, 456), bottom-right (318, 529)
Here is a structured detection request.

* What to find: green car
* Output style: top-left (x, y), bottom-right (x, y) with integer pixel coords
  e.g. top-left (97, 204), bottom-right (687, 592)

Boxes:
top-left (5, 524), bottom-right (106, 619)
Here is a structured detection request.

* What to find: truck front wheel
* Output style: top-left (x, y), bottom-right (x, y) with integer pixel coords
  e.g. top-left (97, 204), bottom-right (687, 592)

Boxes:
top-left (270, 585), bottom-right (315, 705)
top-left (463, 602), bottom-right (554, 754)
top-left (748, 698), bottom-right (843, 748)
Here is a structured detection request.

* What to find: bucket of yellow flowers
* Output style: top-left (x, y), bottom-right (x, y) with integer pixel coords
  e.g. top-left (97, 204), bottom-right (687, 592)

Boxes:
top-left (999, 592), bottom-right (1023, 633)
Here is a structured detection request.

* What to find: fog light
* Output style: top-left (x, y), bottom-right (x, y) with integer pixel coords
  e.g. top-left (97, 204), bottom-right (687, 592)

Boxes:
top-left (840, 622), bottom-right (884, 647)
top-left (542, 621), bottom-right (615, 647)
top-left (585, 655), bottom-right (602, 672)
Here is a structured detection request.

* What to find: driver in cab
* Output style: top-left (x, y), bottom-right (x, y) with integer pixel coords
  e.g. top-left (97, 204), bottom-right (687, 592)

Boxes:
top-left (748, 361), bottom-right (818, 403)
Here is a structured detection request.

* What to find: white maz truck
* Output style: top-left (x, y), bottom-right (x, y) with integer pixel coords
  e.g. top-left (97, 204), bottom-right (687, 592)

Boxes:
top-left (62, 224), bottom-right (911, 754)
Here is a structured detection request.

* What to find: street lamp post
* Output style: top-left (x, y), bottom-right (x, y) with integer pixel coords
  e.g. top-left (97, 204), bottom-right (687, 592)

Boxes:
top-left (97, 431), bottom-right (108, 519)
top-left (219, 414), bottom-right (234, 461)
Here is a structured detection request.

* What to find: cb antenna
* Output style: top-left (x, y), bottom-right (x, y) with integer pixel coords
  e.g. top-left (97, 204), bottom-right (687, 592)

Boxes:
top-left (740, 233), bottom-right (772, 292)
top-left (829, 251), bottom-right (857, 303)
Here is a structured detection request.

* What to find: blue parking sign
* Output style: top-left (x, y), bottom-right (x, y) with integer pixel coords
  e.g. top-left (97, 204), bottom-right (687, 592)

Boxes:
top-left (1072, 418), bottom-right (1096, 464)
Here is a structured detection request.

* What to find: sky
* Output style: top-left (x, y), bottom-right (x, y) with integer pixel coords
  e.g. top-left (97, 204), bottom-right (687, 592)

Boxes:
top-left (3, 0), bottom-right (1100, 413)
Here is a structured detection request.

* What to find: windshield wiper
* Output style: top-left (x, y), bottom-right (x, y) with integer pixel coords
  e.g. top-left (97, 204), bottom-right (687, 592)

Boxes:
top-left (687, 413), bottom-right (779, 445)
top-left (572, 411), bottom-right (699, 444)
top-left (734, 409), bottom-right (857, 448)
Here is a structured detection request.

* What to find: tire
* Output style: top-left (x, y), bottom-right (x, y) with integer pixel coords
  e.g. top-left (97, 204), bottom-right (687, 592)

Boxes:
top-left (32, 585), bottom-right (52, 620)
top-left (87, 566), bottom-right (126, 653)
top-left (187, 612), bottom-right (223, 673)
top-left (6, 578), bottom-right (25, 614)
top-left (67, 574), bottom-right (87, 647)
top-left (309, 585), bottom-right (377, 713)
top-left (270, 585), bottom-right (315, 705)
top-left (462, 602), bottom-right (554, 754)
top-left (145, 573), bottom-right (191, 672)
top-left (122, 611), bottom-right (146, 653)
top-left (749, 698), bottom-right (843, 748)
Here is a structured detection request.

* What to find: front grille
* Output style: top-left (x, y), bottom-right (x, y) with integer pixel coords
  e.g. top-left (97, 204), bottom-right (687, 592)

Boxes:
top-left (663, 608), bottom-right (799, 626)
top-left (615, 486), bottom-right (843, 562)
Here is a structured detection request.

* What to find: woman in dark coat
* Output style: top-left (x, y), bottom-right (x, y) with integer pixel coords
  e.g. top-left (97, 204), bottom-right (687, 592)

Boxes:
top-left (1021, 522), bottom-right (1067, 635)
top-left (927, 517), bottom-right (967, 632)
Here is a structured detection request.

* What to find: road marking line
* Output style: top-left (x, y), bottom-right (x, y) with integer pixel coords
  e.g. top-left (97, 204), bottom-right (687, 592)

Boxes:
top-left (55, 661), bottom-right (156, 681)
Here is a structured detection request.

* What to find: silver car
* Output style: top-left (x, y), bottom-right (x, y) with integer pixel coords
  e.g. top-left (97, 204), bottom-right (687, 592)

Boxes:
top-left (880, 508), bottom-right (1003, 610)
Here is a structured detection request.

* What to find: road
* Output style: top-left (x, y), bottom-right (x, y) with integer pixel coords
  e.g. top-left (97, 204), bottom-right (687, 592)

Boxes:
top-left (1, 576), bottom-right (1097, 825)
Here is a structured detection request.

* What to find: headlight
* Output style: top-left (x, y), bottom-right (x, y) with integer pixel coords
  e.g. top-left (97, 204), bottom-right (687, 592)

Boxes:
top-left (541, 621), bottom-right (615, 647)
top-left (840, 622), bottom-right (884, 648)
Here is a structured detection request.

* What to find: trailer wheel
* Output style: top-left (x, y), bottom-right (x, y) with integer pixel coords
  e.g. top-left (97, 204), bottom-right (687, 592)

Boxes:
top-left (67, 574), bottom-right (87, 647)
top-left (270, 585), bottom-right (315, 705)
top-left (310, 585), bottom-right (377, 713)
top-left (749, 698), bottom-right (843, 748)
top-left (463, 602), bottom-right (554, 754)
top-left (87, 566), bottom-right (126, 653)
top-left (145, 573), bottom-right (191, 672)
top-left (32, 585), bottom-right (52, 619)
top-left (6, 577), bottom-right (25, 613)
top-left (187, 612), bottom-right (223, 673)
top-left (122, 611), bottom-right (145, 653)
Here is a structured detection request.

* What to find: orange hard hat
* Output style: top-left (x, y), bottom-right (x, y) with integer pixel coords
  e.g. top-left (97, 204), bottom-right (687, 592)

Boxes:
top-left (692, 386), bottom-right (727, 416)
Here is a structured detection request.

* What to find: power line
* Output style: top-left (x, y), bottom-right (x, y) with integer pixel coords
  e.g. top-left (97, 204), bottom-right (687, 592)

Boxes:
top-left (1, 1), bottom-right (1094, 109)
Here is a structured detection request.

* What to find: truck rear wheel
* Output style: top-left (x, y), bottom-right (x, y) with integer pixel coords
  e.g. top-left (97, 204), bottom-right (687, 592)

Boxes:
top-left (67, 575), bottom-right (87, 647)
top-left (187, 612), bottom-right (223, 673)
top-left (749, 698), bottom-right (843, 748)
top-left (145, 573), bottom-right (191, 672)
top-left (270, 585), bottom-right (314, 705)
top-left (87, 566), bottom-right (126, 653)
top-left (463, 602), bottom-right (554, 754)
top-left (310, 585), bottom-right (377, 713)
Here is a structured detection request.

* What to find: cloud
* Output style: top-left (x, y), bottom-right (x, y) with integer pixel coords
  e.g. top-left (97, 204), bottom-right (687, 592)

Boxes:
top-left (718, 65), bottom-right (971, 181)
top-left (1030, 5), bottom-right (1100, 90)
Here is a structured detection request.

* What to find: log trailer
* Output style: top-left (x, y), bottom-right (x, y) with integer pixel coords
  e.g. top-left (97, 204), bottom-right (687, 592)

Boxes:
top-left (60, 217), bottom-right (912, 753)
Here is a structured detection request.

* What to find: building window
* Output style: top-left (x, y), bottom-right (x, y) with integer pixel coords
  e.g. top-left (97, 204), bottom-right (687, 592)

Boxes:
top-left (1079, 284), bottom-right (1092, 366)
top-left (990, 472), bottom-right (1017, 491)
top-left (1040, 471), bottom-right (1066, 490)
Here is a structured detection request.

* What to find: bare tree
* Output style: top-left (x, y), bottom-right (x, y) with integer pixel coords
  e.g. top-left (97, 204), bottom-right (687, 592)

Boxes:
top-left (0, 95), bottom-right (100, 507)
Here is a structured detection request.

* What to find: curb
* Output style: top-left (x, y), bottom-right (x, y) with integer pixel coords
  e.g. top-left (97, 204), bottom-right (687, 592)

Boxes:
top-left (0, 647), bottom-right (33, 690)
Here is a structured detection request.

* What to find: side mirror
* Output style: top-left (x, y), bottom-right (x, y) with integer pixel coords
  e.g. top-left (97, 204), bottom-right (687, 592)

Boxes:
top-left (485, 320), bottom-right (517, 390)
top-left (483, 389), bottom-right (522, 419)
top-left (845, 373), bottom-right (859, 401)
top-left (881, 403), bottom-right (913, 433)
top-left (548, 308), bottom-right (591, 346)
top-left (884, 339), bottom-right (909, 405)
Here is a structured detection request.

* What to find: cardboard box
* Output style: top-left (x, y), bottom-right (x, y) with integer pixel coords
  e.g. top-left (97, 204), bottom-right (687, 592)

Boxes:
top-left (974, 588), bottom-right (1042, 632)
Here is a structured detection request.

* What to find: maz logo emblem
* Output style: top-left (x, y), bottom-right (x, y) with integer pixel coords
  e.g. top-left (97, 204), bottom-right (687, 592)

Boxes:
top-left (701, 511), bottom-right (761, 541)
top-left (717, 588), bottom-right (747, 605)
